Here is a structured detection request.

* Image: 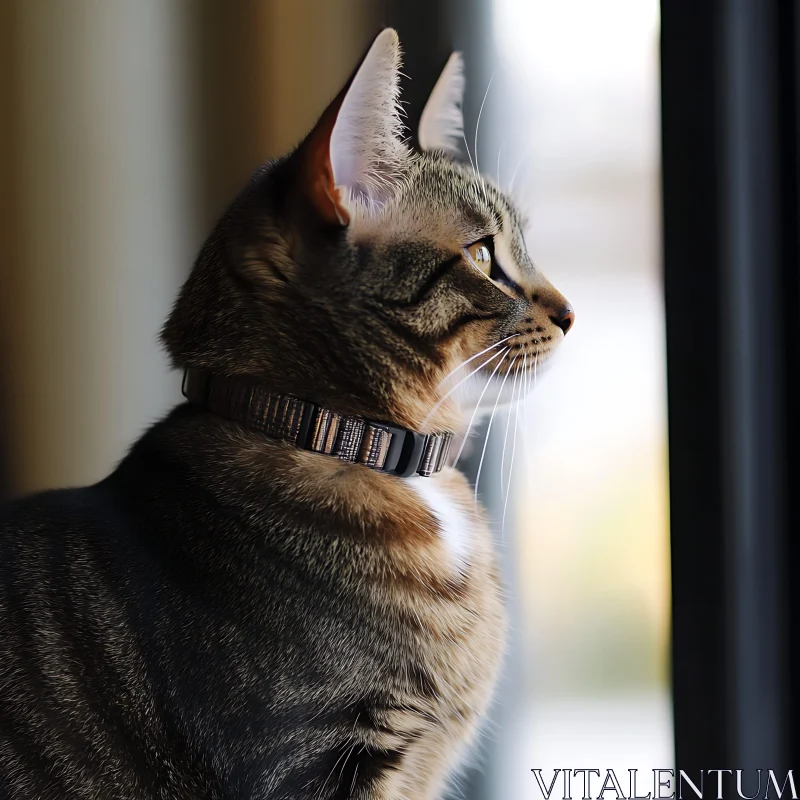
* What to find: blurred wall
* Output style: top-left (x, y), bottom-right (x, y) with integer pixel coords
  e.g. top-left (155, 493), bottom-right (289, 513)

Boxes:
top-left (0, 0), bottom-right (372, 496)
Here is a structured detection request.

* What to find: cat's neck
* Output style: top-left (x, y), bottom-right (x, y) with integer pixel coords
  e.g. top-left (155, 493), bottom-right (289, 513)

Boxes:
top-left (182, 369), bottom-right (454, 479)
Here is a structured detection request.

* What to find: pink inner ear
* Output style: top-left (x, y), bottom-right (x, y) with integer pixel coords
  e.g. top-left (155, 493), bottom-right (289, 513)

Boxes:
top-left (297, 28), bottom-right (405, 223)
top-left (302, 88), bottom-right (351, 227)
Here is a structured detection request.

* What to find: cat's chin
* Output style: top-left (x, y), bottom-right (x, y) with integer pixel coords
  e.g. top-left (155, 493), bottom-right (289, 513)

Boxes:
top-left (452, 351), bottom-right (557, 418)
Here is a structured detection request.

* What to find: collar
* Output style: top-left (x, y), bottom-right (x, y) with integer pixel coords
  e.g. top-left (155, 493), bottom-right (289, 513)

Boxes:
top-left (181, 369), bottom-right (454, 478)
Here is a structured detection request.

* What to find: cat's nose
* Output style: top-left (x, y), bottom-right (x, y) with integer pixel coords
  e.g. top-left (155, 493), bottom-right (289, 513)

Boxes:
top-left (550, 303), bottom-right (575, 335)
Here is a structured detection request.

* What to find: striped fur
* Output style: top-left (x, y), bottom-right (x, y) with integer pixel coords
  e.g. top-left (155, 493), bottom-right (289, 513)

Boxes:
top-left (0, 29), bottom-right (571, 798)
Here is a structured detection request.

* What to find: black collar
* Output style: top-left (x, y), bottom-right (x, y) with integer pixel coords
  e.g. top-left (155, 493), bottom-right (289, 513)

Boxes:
top-left (182, 369), bottom-right (454, 478)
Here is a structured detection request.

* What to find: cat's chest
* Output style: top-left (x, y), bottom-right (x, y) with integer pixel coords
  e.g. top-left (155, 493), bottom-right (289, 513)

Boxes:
top-left (404, 473), bottom-right (478, 570)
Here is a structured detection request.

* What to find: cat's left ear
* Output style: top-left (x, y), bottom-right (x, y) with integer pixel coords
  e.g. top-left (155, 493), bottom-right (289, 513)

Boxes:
top-left (418, 52), bottom-right (465, 158)
top-left (297, 28), bottom-right (409, 226)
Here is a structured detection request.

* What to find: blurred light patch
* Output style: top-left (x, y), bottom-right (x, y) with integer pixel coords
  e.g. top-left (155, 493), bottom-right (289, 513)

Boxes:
top-left (487, 0), bottom-right (670, 792)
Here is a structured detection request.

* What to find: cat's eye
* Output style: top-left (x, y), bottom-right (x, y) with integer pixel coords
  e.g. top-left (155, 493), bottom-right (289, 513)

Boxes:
top-left (462, 237), bottom-right (523, 296)
top-left (464, 240), bottom-right (493, 276)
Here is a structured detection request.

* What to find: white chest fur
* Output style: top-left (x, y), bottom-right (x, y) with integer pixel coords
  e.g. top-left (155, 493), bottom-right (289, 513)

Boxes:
top-left (404, 475), bottom-right (474, 569)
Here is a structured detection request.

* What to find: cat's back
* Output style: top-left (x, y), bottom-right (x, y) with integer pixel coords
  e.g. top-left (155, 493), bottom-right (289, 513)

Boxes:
top-left (0, 442), bottom-right (233, 799)
top-left (0, 485), bottom-right (132, 798)
top-left (0, 470), bottom-right (159, 619)
top-left (2, 478), bottom-right (120, 537)
top-left (0, 482), bottom-right (127, 599)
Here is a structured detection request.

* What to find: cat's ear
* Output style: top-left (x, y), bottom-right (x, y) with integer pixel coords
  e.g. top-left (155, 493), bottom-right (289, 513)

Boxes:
top-left (418, 52), bottom-right (465, 158)
top-left (297, 28), bottom-right (408, 226)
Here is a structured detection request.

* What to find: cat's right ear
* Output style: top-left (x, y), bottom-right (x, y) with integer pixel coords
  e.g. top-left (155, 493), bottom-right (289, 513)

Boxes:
top-left (295, 28), bottom-right (409, 226)
top-left (418, 52), bottom-right (465, 158)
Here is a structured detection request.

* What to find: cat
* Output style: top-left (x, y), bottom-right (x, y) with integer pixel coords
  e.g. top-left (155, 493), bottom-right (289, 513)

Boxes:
top-left (0, 29), bottom-right (573, 800)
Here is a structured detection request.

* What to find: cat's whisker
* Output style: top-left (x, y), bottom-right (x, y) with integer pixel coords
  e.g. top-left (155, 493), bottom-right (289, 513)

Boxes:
top-left (502, 361), bottom-right (522, 534)
top-left (496, 142), bottom-right (504, 188)
top-left (499, 358), bottom-right (520, 499)
top-left (514, 359), bottom-right (528, 440)
top-left (498, 363), bottom-right (517, 540)
top-left (497, 379), bottom-right (513, 503)
top-left (508, 161), bottom-right (522, 194)
top-left (524, 350), bottom-right (536, 423)
top-left (474, 73), bottom-right (494, 203)
top-left (522, 349), bottom-right (538, 429)
top-left (508, 150), bottom-right (530, 195)
top-left (422, 343), bottom-right (513, 428)
top-left (461, 132), bottom-right (477, 179)
top-left (451, 349), bottom-right (511, 469)
top-left (518, 351), bottom-right (529, 436)
top-left (474, 354), bottom-right (516, 508)
top-left (437, 333), bottom-right (520, 389)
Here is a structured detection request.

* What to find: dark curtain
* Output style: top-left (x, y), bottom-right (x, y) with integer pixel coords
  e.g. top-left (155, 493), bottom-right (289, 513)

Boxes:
top-left (663, 0), bottom-right (799, 772)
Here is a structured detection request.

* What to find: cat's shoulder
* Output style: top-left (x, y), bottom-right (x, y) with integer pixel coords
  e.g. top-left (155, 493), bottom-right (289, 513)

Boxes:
top-left (0, 485), bottom-right (107, 530)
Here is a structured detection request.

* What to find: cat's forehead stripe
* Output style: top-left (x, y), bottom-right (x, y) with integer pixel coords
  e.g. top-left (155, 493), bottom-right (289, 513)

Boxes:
top-left (416, 160), bottom-right (512, 234)
top-left (345, 152), bottom-right (531, 260)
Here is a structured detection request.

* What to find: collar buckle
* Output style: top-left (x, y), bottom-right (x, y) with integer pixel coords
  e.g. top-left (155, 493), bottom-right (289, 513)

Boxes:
top-left (372, 423), bottom-right (428, 478)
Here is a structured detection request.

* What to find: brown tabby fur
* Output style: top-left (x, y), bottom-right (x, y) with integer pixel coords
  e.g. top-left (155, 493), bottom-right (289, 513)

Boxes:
top-left (0, 30), bottom-right (571, 799)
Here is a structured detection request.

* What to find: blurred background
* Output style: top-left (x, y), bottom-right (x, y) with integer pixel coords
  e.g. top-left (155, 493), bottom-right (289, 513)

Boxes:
top-left (493, 1), bottom-right (669, 796)
top-left (0, 0), bottom-right (710, 796)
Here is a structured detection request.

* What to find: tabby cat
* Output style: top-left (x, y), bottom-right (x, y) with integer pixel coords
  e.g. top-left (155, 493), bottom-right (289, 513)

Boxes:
top-left (0, 30), bottom-right (573, 799)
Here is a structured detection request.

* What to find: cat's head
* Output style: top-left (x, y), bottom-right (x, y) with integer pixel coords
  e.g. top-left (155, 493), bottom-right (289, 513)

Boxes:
top-left (163, 29), bottom-right (573, 433)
